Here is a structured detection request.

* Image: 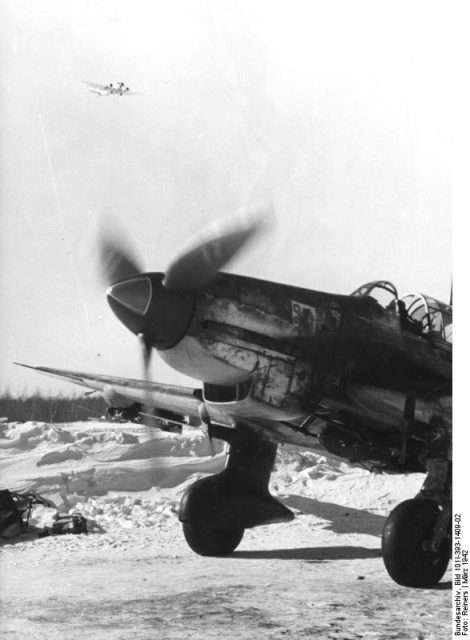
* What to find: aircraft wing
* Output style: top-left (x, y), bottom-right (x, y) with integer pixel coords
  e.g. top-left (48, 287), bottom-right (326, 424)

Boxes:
top-left (14, 363), bottom-right (325, 447)
top-left (15, 363), bottom-right (202, 423)
top-left (82, 80), bottom-right (107, 90)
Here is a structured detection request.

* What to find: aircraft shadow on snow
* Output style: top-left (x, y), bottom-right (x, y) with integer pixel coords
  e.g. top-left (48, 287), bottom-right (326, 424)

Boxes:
top-left (231, 495), bottom-right (386, 561)
top-left (280, 494), bottom-right (387, 536)
top-left (231, 545), bottom-right (381, 561)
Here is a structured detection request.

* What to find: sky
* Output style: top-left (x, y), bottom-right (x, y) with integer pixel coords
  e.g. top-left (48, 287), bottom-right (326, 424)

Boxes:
top-left (0, 0), bottom-right (455, 396)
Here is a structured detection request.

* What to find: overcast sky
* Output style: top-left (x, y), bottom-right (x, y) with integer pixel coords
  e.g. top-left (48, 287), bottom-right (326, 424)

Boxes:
top-left (1, 0), bottom-right (454, 395)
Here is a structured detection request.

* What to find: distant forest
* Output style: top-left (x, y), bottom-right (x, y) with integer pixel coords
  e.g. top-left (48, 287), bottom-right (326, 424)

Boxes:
top-left (0, 392), bottom-right (108, 423)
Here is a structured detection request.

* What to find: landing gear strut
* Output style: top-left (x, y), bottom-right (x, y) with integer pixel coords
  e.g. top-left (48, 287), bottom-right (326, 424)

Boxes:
top-left (178, 426), bottom-right (293, 556)
top-left (382, 458), bottom-right (452, 587)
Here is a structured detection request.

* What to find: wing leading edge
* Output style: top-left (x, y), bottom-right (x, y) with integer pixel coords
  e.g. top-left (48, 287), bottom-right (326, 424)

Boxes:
top-left (14, 363), bottom-right (202, 422)
top-left (14, 363), bottom-right (311, 445)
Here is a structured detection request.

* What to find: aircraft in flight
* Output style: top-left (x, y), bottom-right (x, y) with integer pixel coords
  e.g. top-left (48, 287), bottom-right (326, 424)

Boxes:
top-left (82, 81), bottom-right (139, 96)
top-left (17, 205), bottom-right (452, 588)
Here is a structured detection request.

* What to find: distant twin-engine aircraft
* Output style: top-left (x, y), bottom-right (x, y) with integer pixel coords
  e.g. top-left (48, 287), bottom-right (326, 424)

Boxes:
top-left (82, 80), bottom-right (139, 96)
top-left (18, 204), bottom-right (452, 588)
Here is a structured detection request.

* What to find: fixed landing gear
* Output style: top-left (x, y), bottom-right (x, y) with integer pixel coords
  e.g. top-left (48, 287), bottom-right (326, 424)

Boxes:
top-left (182, 522), bottom-right (244, 556)
top-left (382, 459), bottom-right (451, 587)
top-left (178, 426), bottom-right (293, 556)
top-left (382, 498), bottom-right (451, 587)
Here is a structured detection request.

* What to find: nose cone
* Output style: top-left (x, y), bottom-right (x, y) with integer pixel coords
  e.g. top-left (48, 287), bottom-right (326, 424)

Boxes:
top-left (107, 277), bottom-right (152, 316)
top-left (107, 273), bottom-right (195, 349)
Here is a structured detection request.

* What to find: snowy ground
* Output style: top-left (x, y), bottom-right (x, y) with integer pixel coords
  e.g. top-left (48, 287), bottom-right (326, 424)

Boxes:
top-left (0, 421), bottom-right (452, 639)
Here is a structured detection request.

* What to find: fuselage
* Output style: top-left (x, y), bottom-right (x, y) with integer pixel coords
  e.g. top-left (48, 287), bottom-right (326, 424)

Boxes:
top-left (107, 272), bottom-right (451, 433)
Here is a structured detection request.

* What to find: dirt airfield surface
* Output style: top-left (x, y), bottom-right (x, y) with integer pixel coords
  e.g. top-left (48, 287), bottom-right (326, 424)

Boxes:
top-left (0, 421), bottom-right (452, 639)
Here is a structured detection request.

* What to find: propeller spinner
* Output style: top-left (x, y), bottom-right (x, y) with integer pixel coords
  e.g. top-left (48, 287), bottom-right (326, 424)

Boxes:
top-left (106, 273), bottom-right (194, 350)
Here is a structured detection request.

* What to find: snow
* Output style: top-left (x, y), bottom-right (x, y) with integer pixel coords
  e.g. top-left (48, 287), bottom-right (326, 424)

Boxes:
top-left (0, 421), bottom-right (452, 639)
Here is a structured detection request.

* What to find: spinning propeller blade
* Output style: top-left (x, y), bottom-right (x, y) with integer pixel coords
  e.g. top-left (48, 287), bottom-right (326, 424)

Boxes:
top-left (163, 202), bottom-right (273, 291)
top-left (138, 332), bottom-right (158, 429)
top-left (99, 235), bottom-right (143, 286)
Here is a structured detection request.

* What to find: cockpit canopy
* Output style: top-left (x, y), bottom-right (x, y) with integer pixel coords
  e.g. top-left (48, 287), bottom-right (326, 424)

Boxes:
top-left (350, 281), bottom-right (398, 308)
top-left (351, 280), bottom-right (452, 344)
top-left (400, 293), bottom-right (452, 344)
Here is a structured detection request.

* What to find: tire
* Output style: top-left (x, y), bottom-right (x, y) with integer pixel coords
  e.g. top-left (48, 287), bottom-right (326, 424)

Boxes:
top-left (382, 498), bottom-right (450, 587)
top-left (182, 522), bottom-right (244, 556)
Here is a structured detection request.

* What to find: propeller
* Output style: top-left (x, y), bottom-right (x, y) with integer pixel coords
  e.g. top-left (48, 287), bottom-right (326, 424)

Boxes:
top-left (99, 203), bottom-right (272, 290)
top-left (99, 235), bottom-right (143, 287)
top-left (98, 203), bottom-right (274, 429)
top-left (164, 202), bottom-right (273, 291)
top-left (138, 332), bottom-right (159, 430)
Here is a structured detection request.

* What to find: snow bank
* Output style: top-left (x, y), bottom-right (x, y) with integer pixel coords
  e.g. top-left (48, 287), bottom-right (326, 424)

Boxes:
top-left (0, 421), bottom-right (424, 533)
